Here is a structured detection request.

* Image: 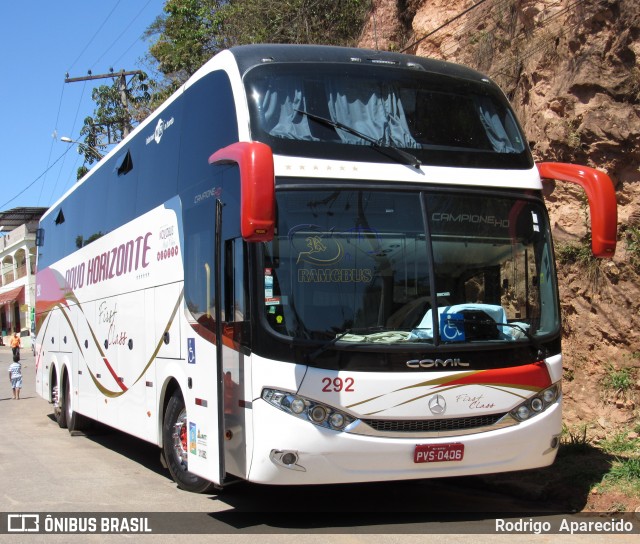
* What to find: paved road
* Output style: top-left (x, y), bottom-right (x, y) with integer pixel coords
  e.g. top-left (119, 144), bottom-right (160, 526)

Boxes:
top-left (0, 346), bottom-right (636, 543)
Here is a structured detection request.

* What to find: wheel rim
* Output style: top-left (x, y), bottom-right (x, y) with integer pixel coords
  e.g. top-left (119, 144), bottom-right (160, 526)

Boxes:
top-left (53, 384), bottom-right (61, 420)
top-left (171, 408), bottom-right (189, 471)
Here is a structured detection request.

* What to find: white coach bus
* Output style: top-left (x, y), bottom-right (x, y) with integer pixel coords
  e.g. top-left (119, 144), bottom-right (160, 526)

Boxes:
top-left (35, 44), bottom-right (617, 492)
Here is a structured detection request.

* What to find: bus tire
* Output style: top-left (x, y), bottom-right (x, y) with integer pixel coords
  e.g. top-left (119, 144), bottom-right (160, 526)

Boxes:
top-left (162, 391), bottom-right (215, 493)
top-left (64, 376), bottom-right (89, 434)
top-left (54, 374), bottom-right (68, 429)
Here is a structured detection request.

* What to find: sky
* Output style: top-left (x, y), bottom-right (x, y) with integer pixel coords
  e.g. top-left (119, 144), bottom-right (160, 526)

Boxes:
top-left (0, 0), bottom-right (167, 213)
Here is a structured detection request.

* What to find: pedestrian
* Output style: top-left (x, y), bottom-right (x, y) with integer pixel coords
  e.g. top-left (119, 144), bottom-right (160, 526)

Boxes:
top-left (8, 357), bottom-right (22, 400)
top-left (10, 332), bottom-right (21, 362)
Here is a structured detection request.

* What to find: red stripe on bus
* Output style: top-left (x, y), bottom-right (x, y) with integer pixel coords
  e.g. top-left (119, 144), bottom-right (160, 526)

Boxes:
top-left (102, 357), bottom-right (128, 391)
top-left (438, 361), bottom-right (552, 390)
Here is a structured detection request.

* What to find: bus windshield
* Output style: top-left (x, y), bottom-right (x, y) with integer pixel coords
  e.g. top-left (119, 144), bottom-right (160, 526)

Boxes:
top-left (262, 188), bottom-right (559, 346)
top-left (245, 64), bottom-right (532, 169)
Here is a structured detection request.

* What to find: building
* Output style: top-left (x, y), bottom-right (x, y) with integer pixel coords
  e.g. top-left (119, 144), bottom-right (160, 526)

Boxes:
top-left (0, 207), bottom-right (47, 347)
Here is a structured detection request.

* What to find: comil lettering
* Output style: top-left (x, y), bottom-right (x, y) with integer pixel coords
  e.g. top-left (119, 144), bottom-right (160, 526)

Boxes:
top-left (406, 358), bottom-right (469, 368)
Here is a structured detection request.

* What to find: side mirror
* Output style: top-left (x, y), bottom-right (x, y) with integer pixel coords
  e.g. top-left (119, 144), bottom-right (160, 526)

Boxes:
top-left (209, 142), bottom-right (275, 242)
top-left (537, 162), bottom-right (617, 258)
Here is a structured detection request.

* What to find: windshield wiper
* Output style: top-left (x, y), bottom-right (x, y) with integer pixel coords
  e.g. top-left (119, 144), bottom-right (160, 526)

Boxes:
top-left (496, 322), bottom-right (550, 359)
top-left (294, 109), bottom-right (422, 169)
top-left (448, 316), bottom-right (549, 358)
top-left (305, 326), bottom-right (386, 363)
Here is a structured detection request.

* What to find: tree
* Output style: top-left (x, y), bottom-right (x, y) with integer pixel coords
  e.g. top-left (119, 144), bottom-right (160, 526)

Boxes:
top-left (75, 73), bottom-right (150, 179)
top-left (219, 0), bottom-right (370, 47)
top-left (145, 0), bottom-right (371, 102)
top-left (74, 0), bottom-right (371, 179)
top-left (145, 0), bottom-right (227, 100)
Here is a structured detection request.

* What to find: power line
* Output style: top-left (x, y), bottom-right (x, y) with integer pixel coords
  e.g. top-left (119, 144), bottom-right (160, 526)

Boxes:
top-left (92, 0), bottom-right (154, 69)
top-left (435, 0), bottom-right (525, 59)
top-left (67, 0), bottom-right (123, 72)
top-left (47, 81), bottom-right (89, 206)
top-left (485, 0), bottom-right (607, 83)
top-left (39, 82), bottom-right (68, 207)
top-left (112, 29), bottom-right (151, 69)
top-left (401, 0), bottom-right (491, 53)
top-left (1, 148), bottom-right (73, 211)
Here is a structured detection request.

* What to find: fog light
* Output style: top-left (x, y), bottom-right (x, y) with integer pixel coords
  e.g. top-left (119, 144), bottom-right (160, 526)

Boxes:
top-left (281, 452), bottom-right (298, 465)
top-left (550, 436), bottom-right (559, 449)
top-left (531, 398), bottom-right (543, 412)
top-left (309, 405), bottom-right (327, 423)
top-left (269, 449), bottom-right (306, 472)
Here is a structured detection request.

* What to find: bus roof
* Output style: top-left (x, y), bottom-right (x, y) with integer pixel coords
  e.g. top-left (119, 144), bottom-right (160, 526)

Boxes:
top-left (229, 44), bottom-right (490, 83)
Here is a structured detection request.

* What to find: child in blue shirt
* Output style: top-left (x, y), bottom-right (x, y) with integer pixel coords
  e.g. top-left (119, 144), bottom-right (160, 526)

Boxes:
top-left (8, 360), bottom-right (22, 400)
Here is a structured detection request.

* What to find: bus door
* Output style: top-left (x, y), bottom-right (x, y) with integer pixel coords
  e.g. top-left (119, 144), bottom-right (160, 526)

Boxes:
top-left (221, 236), bottom-right (250, 480)
top-left (179, 196), bottom-right (225, 486)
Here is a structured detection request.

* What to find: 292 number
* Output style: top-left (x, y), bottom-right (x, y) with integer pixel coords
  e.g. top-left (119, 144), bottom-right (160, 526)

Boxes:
top-left (321, 377), bottom-right (355, 392)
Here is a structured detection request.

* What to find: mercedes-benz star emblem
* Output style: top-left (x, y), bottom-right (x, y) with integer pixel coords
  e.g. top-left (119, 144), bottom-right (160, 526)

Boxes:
top-left (428, 394), bottom-right (446, 415)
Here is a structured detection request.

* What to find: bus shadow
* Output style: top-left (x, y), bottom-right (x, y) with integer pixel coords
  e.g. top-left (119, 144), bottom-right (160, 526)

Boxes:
top-left (204, 477), bottom-right (565, 531)
top-left (469, 442), bottom-right (622, 513)
top-left (43, 412), bottom-right (619, 527)
top-left (209, 445), bottom-right (621, 529)
top-left (46, 413), bottom-right (171, 480)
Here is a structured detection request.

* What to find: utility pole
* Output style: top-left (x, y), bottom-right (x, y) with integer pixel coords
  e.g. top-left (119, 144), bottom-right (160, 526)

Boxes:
top-left (65, 69), bottom-right (144, 137)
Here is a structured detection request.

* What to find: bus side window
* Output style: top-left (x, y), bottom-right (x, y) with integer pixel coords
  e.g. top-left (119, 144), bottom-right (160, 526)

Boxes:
top-left (224, 238), bottom-right (248, 346)
top-left (182, 188), bottom-right (216, 332)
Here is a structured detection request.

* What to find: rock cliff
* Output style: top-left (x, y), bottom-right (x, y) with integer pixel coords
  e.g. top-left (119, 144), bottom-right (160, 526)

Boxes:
top-left (360, 0), bottom-right (639, 440)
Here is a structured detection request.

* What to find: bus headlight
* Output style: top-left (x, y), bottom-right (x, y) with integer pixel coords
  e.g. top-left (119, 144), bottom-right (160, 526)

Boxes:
top-left (509, 383), bottom-right (560, 422)
top-left (262, 388), bottom-right (355, 431)
top-left (290, 397), bottom-right (306, 414)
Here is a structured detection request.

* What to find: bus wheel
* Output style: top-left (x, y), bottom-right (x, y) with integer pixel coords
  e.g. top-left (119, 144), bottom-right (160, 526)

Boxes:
top-left (162, 391), bottom-right (215, 493)
top-left (64, 377), bottom-right (89, 434)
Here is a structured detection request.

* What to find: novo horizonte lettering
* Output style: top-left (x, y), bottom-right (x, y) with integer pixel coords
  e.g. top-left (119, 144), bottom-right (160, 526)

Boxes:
top-left (64, 232), bottom-right (152, 290)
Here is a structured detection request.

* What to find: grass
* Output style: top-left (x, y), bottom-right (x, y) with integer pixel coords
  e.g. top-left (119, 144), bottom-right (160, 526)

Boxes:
top-left (625, 226), bottom-right (640, 272)
top-left (588, 427), bottom-right (640, 504)
top-left (555, 238), bottom-right (607, 295)
top-left (602, 367), bottom-right (635, 394)
top-left (599, 430), bottom-right (640, 456)
top-left (601, 364), bottom-right (637, 406)
top-left (562, 422), bottom-right (589, 446)
top-left (555, 240), bottom-right (593, 265)
top-left (477, 423), bottom-right (640, 511)
top-left (600, 457), bottom-right (640, 497)
top-left (555, 422), bottom-right (640, 509)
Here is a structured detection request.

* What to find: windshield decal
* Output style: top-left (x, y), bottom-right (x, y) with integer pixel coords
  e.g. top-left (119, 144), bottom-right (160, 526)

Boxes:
top-left (290, 225), bottom-right (376, 284)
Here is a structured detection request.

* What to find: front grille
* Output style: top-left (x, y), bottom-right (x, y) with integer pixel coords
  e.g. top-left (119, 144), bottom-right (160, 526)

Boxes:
top-left (362, 413), bottom-right (506, 433)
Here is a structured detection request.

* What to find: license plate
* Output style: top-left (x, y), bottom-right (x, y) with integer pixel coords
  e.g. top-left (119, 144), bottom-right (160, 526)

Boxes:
top-left (414, 443), bottom-right (464, 463)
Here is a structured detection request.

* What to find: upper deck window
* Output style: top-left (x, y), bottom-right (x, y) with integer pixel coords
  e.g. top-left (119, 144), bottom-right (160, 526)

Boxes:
top-left (245, 64), bottom-right (532, 169)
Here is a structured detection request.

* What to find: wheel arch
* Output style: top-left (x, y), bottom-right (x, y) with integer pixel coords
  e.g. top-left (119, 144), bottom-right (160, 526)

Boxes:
top-left (48, 356), bottom-right (70, 400)
top-left (158, 377), bottom-right (182, 448)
